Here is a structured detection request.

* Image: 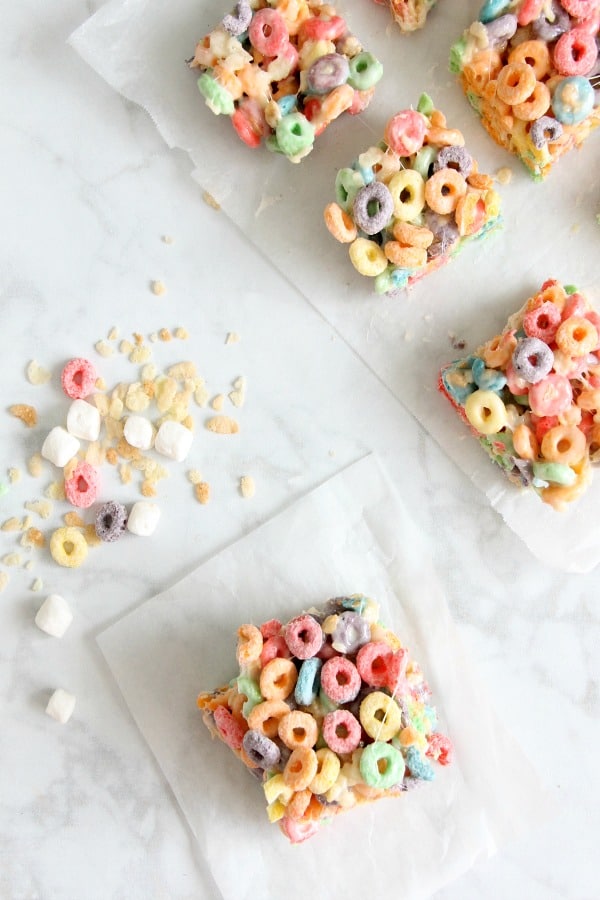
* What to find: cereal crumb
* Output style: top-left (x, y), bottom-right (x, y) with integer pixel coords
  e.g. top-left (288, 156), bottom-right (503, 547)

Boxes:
top-left (108, 326), bottom-right (119, 341)
top-left (168, 362), bottom-right (196, 380)
top-left (25, 499), bottom-right (53, 520)
top-left (162, 235), bottom-right (174, 244)
top-left (225, 332), bottom-right (240, 345)
top-left (495, 166), bottom-right (513, 185)
top-left (149, 332), bottom-right (159, 343)
top-left (0, 572), bottom-right (8, 592)
top-left (129, 345), bottom-right (152, 365)
top-left (240, 475), bottom-right (255, 499)
top-left (96, 377), bottom-right (107, 391)
top-left (27, 454), bottom-right (43, 477)
top-left (188, 469), bottom-right (203, 485)
top-left (9, 468), bottom-right (21, 484)
top-left (194, 481), bottom-right (211, 504)
top-left (141, 363), bottom-right (158, 382)
top-left (211, 394), bottom-right (225, 411)
top-left (46, 481), bottom-right (66, 501)
top-left (9, 404), bottom-right (37, 428)
top-left (21, 528), bottom-right (45, 549)
top-left (120, 339), bottom-right (134, 355)
top-left (151, 280), bottom-right (166, 296)
top-left (26, 360), bottom-right (51, 386)
top-left (85, 443), bottom-right (106, 466)
top-left (24, 559), bottom-right (34, 571)
top-left (64, 512), bottom-right (85, 528)
top-left (141, 479), bottom-right (157, 498)
top-left (119, 463), bottom-right (132, 485)
top-left (194, 383), bottom-right (209, 407)
top-left (158, 328), bottom-right (172, 342)
top-left (202, 191), bottom-right (221, 211)
top-left (84, 524), bottom-right (101, 547)
top-left (2, 518), bottom-right (22, 532)
top-left (206, 415), bottom-right (239, 435)
top-left (174, 327), bottom-right (189, 340)
top-left (3, 553), bottom-right (22, 567)
top-left (95, 340), bottom-right (114, 358)
top-left (228, 389), bottom-right (245, 408)
top-left (106, 448), bottom-right (118, 466)
top-left (31, 577), bottom-right (43, 592)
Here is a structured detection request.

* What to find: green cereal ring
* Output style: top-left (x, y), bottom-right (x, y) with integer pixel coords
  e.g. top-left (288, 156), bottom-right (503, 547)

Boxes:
top-left (359, 740), bottom-right (405, 789)
top-left (413, 145), bottom-right (437, 181)
top-left (347, 53), bottom-right (383, 91)
top-left (335, 167), bottom-right (364, 211)
top-left (532, 461), bottom-right (577, 486)
top-left (197, 73), bottom-right (235, 116)
top-left (236, 676), bottom-right (263, 718)
top-left (275, 113), bottom-right (315, 157)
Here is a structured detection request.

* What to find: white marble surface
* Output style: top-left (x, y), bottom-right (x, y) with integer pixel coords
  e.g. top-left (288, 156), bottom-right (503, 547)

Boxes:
top-left (2, 2), bottom-right (600, 898)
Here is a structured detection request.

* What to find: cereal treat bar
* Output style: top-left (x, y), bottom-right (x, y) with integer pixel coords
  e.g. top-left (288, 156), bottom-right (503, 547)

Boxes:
top-left (450, 1), bottom-right (600, 180)
top-left (439, 279), bottom-right (600, 510)
top-left (374, 0), bottom-right (438, 32)
top-left (189, 0), bottom-right (383, 162)
top-left (197, 595), bottom-right (453, 843)
top-left (324, 94), bottom-right (502, 295)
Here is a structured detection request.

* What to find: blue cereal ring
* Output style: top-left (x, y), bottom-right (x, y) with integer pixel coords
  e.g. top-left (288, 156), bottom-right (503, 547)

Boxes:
top-left (277, 94), bottom-right (297, 116)
top-left (295, 658), bottom-right (323, 707)
top-left (360, 741), bottom-right (405, 789)
top-left (472, 356), bottom-right (507, 392)
top-left (405, 745), bottom-right (435, 781)
top-left (552, 76), bottom-right (595, 126)
top-left (390, 267), bottom-right (411, 289)
top-left (478, 0), bottom-right (511, 24)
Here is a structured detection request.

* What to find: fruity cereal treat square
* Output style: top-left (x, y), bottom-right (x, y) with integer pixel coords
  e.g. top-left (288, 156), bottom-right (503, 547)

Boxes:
top-left (189, 0), bottom-right (383, 162)
top-left (373, 0), bottom-right (439, 32)
top-left (324, 94), bottom-right (502, 295)
top-left (450, 0), bottom-right (600, 180)
top-left (197, 594), bottom-right (453, 843)
top-left (439, 279), bottom-right (600, 510)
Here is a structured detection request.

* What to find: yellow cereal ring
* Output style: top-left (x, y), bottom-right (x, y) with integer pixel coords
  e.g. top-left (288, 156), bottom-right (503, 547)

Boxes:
top-left (248, 699), bottom-right (290, 738)
top-left (482, 332), bottom-right (517, 368)
top-left (541, 425), bottom-right (586, 465)
top-left (309, 748), bottom-right (341, 795)
top-left (263, 773), bottom-right (293, 805)
top-left (509, 40), bottom-right (551, 80)
top-left (513, 423), bottom-right (539, 460)
top-left (464, 389), bottom-right (508, 434)
top-left (512, 81), bottom-right (550, 121)
top-left (388, 169), bottom-right (425, 222)
top-left (278, 710), bottom-right (318, 750)
top-left (555, 317), bottom-right (599, 356)
top-left (348, 238), bottom-right (388, 276)
top-left (383, 242), bottom-right (427, 268)
top-left (49, 526), bottom-right (88, 568)
top-left (236, 624), bottom-right (263, 666)
top-left (359, 691), bottom-right (402, 742)
top-left (259, 657), bottom-right (298, 700)
top-left (424, 167), bottom-right (467, 215)
top-left (392, 221), bottom-right (434, 248)
top-left (461, 49), bottom-right (503, 94)
top-left (324, 202), bottom-right (357, 243)
top-left (496, 62), bottom-right (537, 105)
top-left (283, 747), bottom-right (319, 791)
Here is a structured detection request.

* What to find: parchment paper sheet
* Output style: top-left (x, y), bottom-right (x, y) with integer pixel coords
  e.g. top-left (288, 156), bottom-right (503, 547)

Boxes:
top-left (98, 455), bottom-right (548, 900)
top-left (69, 1), bottom-right (600, 572)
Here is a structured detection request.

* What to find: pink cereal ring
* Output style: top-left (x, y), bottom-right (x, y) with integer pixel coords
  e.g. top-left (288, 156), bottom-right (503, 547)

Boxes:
top-left (260, 634), bottom-right (291, 668)
top-left (562, 293), bottom-right (588, 319)
top-left (61, 357), bottom-right (97, 400)
top-left (64, 461), bottom-right (100, 509)
top-left (506, 362), bottom-right (530, 395)
top-left (260, 619), bottom-right (283, 639)
top-left (384, 110), bottom-right (427, 156)
top-left (518, 0), bottom-right (544, 25)
top-left (529, 373), bottom-right (573, 416)
top-left (284, 614), bottom-right (323, 659)
top-left (523, 301), bottom-right (561, 343)
top-left (554, 27), bottom-right (598, 76)
top-left (533, 415), bottom-right (559, 443)
top-left (356, 641), bottom-right (393, 688)
top-left (560, 0), bottom-right (600, 19)
top-left (299, 14), bottom-right (346, 42)
top-left (322, 709), bottom-right (362, 754)
top-left (426, 732), bottom-right (453, 766)
top-left (232, 108), bottom-right (262, 148)
top-left (249, 9), bottom-right (289, 56)
top-left (280, 815), bottom-right (321, 843)
top-left (349, 88), bottom-right (375, 116)
top-left (320, 657), bottom-right (361, 703)
top-left (214, 705), bottom-right (246, 750)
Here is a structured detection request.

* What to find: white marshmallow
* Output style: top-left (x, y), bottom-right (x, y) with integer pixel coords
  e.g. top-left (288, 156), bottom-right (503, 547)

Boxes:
top-left (66, 399), bottom-right (101, 442)
top-left (154, 420), bottom-right (193, 462)
top-left (46, 688), bottom-right (76, 724)
top-left (35, 594), bottom-right (73, 637)
top-left (123, 415), bottom-right (154, 450)
top-left (127, 501), bottom-right (161, 536)
top-left (41, 426), bottom-right (80, 468)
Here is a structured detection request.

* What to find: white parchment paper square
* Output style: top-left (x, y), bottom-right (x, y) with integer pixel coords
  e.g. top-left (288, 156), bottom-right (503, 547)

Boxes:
top-left (98, 454), bottom-right (548, 900)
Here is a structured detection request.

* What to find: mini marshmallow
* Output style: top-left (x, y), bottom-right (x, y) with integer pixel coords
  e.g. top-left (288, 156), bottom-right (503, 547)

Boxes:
top-left (45, 688), bottom-right (76, 724)
top-left (41, 426), bottom-right (80, 468)
top-left (66, 399), bottom-right (101, 442)
top-left (123, 414), bottom-right (154, 450)
top-left (35, 593), bottom-right (73, 637)
top-left (127, 501), bottom-right (161, 536)
top-left (154, 420), bottom-right (193, 462)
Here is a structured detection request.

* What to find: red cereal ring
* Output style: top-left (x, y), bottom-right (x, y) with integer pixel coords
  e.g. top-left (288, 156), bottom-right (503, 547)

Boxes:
top-left (533, 415), bottom-right (559, 443)
top-left (280, 815), bottom-right (321, 843)
top-left (64, 461), bottom-right (100, 509)
top-left (249, 9), bottom-right (289, 56)
top-left (322, 709), bottom-right (362, 754)
top-left (320, 656), bottom-right (361, 703)
top-left (425, 732), bottom-right (453, 766)
top-left (61, 357), bottom-right (98, 400)
top-left (299, 14), bottom-right (347, 42)
top-left (284, 614), bottom-right (323, 659)
top-left (356, 641), bottom-right (393, 688)
top-left (231, 107), bottom-right (262, 148)
top-left (214, 705), bottom-right (247, 750)
top-left (523, 301), bottom-right (561, 342)
top-left (553, 27), bottom-right (598, 76)
top-left (260, 618), bottom-right (283, 639)
top-left (260, 634), bottom-right (292, 668)
top-left (384, 110), bottom-right (427, 156)
top-left (560, 0), bottom-right (599, 18)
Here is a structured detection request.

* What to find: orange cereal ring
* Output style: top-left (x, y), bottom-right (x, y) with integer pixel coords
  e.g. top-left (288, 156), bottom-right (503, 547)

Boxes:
top-left (576, 388), bottom-right (600, 411)
top-left (383, 242), bottom-right (427, 268)
top-left (286, 789), bottom-right (312, 820)
top-left (283, 747), bottom-right (319, 791)
top-left (513, 423), bottom-right (540, 460)
top-left (424, 126), bottom-right (465, 147)
top-left (467, 172), bottom-right (494, 190)
top-left (324, 202), bottom-right (357, 243)
top-left (541, 425), bottom-right (586, 465)
top-left (236, 624), bottom-right (263, 666)
top-left (392, 221), bottom-right (434, 248)
top-left (461, 49), bottom-right (503, 94)
top-left (429, 109), bottom-right (447, 128)
top-left (424, 167), bottom-right (467, 215)
top-left (247, 699), bottom-right (290, 738)
top-left (555, 317), bottom-right (599, 357)
top-left (541, 457), bottom-right (591, 511)
top-left (455, 191), bottom-right (486, 236)
top-left (278, 710), bottom-right (318, 749)
top-left (509, 40), bottom-right (551, 80)
top-left (496, 62), bottom-right (537, 105)
top-left (482, 332), bottom-right (517, 368)
top-left (512, 81), bottom-right (550, 121)
top-left (259, 657), bottom-right (298, 700)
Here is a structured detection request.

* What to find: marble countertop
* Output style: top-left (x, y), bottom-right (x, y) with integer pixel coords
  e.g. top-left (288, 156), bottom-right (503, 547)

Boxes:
top-left (3, 2), bottom-right (600, 898)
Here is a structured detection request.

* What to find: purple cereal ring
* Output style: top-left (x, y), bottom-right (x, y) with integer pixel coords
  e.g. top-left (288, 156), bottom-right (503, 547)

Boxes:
top-left (484, 13), bottom-right (518, 47)
top-left (532, 2), bottom-right (570, 42)
top-left (242, 729), bottom-right (281, 769)
top-left (284, 614), bottom-right (323, 659)
top-left (222, 0), bottom-right (252, 36)
top-left (433, 145), bottom-right (473, 179)
top-left (353, 182), bottom-right (394, 235)
top-left (512, 337), bottom-right (554, 384)
top-left (307, 53), bottom-right (349, 94)
top-left (95, 500), bottom-right (128, 542)
top-left (320, 657), bottom-right (361, 703)
top-left (530, 115), bottom-right (563, 148)
top-left (331, 611), bottom-right (370, 654)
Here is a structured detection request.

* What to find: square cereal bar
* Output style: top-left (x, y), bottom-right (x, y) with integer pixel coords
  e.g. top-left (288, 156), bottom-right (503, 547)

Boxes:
top-left (375, 0), bottom-right (438, 32)
top-left (197, 594), bottom-right (452, 843)
top-left (439, 279), bottom-right (600, 510)
top-left (189, 0), bottom-right (383, 162)
top-left (324, 94), bottom-right (502, 295)
top-left (450, 1), bottom-right (600, 179)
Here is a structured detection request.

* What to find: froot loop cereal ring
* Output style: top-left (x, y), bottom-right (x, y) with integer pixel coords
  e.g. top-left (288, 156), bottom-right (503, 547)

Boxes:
top-left (353, 182), bottom-right (394, 235)
top-left (247, 699), bottom-right (290, 738)
top-left (294, 657), bottom-right (323, 706)
top-left (309, 748), bottom-right (340, 795)
top-left (356, 641), bottom-right (394, 688)
top-left (513, 423), bottom-right (540, 459)
top-left (540, 424), bottom-right (586, 464)
top-left (61, 357), bottom-right (97, 400)
top-left (555, 316), bottom-right (599, 355)
top-left (49, 526), bottom-right (89, 568)
top-left (392, 221), bottom-right (434, 249)
top-left (222, 0), bottom-right (252, 36)
top-left (214, 705), bottom-right (246, 750)
top-left (426, 732), bottom-right (454, 766)
top-left (307, 53), bottom-right (349, 93)
top-left (359, 691), bottom-right (403, 741)
top-left (424, 167), bottom-right (467, 215)
top-left (331, 610), bottom-right (371, 653)
top-left (260, 657), bottom-right (298, 700)
top-left (554, 27), bottom-right (598, 76)
top-left (283, 747), bottom-right (319, 791)
top-left (278, 710), bottom-right (318, 749)
top-left (347, 52), bottom-right (383, 91)
top-left (405, 745), bottom-right (435, 781)
top-left (384, 110), bottom-right (427, 156)
top-left (385, 0), bottom-right (440, 32)
top-left (512, 337), bottom-right (554, 384)
top-left (284, 614), bottom-right (323, 659)
top-left (509, 39), bottom-right (551, 80)
top-left (249, 9), bottom-right (290, 56)
top-left (560, 0), bottom-right (600, 17)
top-left (349, 237), bottom-right (388, 277)
top-left (524, 301), bottom-right (562, 342)
top-left (360, 741), bottom-right (406, 790)
top-left (237, 623), bottom-right (263, 666)
top-left (260, 634), bottom-right (290, 668)
top-left (320, 656), bottom-right (361, 703)
top-left (64, 461), bottom-right (100, 509)
top-left (322, 708), bottom-right (362, 754)
top-left (384, 242), bottom-right (428, 269)
top-left (464, 389), bottom-right (508, 434)
top-left (236, 675), bottom-right (262, 718)
top-left (496, 61), bottom-right (537, 105)
top-left (242, 729), bottom-right (281, 769)
top-left (551, 75), bottom-right (595, 125)
top-left (512, 80), bottom-right (551, 120)
top-left (529, 373), bottom-right (574, 416)
top-left (388, 169), bottom-right (426, 222)
top-left (95, 500), bottom-right (128, 542)
top-left (433, 145), bottom-right (473, 178)
top-left (275, 112), bottom-right (315, 158)
top-left (482, 331), bottom-right (517, 368)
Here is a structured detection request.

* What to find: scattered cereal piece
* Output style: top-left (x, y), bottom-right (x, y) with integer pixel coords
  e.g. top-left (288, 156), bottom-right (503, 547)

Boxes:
top-left (141, 480), bottom-right (157, 497)
top-left (8, 467), bottom-right (21, 484)
top-left (9, 404), bottom-right (37, 427)
top-left (195, 482), bottom-right (210, 504)
top-left (25, 560), bottom-right (34, 571)
top-left (495, 167), bottom-right (513, 186)
top-left (64, 511), bottom-right (85, 528)
top-left (181, 415), bottom-right (194, 431)
top-left (95, 501), bottom-right (128, 543)
top-left (228, 390), bottom-right (245, 408)
top-left (239, 475), bottom-right (255, 499)
top-left (2, 518), bottom-right (21, 532)
top-left (151, 280), bottom-right (166, 296)
top-left (211, 394), bottom-right (225, 411)
top-left (106, 448), bottom-right (118, 466)
top-left (159, 328), bottom-right (172, 342)
top-left (96, 377), bottom-right (107, 391)
top-left (116, 437), bottom-right (141, 462)
top-left (46, 481), bottom-right (66, 501)
top-left (31, 577), bottom-right (43, 592)
top-left (25, 499), bottom-right (53, 520)
top-left (149, 332), bottom-right (159, 343)
top-left (27, 454), bottom-right (43, 477)
top-left (125, 383), bottom-right (150, 413)
top-left (162, 235), bottom-right (174, 244)
top-left (21, 528), bottom-right (45, 550)
top-left (141, 363), bottom-right (158, 382)
top-left (85, 443), bottom-right (106, 466)
top-left (94, 394), bottom-right (110, 416)
top-left (225, 332), bottom-right (240, 345)
top-left (202, 191), bottom-right (221, 211)
top-left (26, 360), bottom-right (51, 386)
top-left (95, 340), bottom-right (114, 358)
top-left (108, 326), bottom-right (119, 341)
top-left (206, 416), bottom-right (239, 435)
top-left (0, 572), bottom-right (8, 592)
top-left (46, 688), bottom-right (76, 724)
top-left (119, 463), bottom-right (132, 485)
top-left (188, 469), bottom-right (203, 484)
top-left (195, 383), bottom-right (209, 407)
top-left (2, 553), bottom-right (22, 567)
top-left (83, 524), bottom-right (102, 547)
top-left (35, 594), bottom-right (73, 637)
top-left (129, 345), bottom-right (152, 365)
top-left (168, 362), bottom-right (196, 380)
top-left (174, 327), bottom-right (189, 340)
top-left (156, 377), bottom-right (177, 413)
top-left (62, 358), bottom-right (97, 400)
top-left (120, 340), bottom-right (134, 355)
